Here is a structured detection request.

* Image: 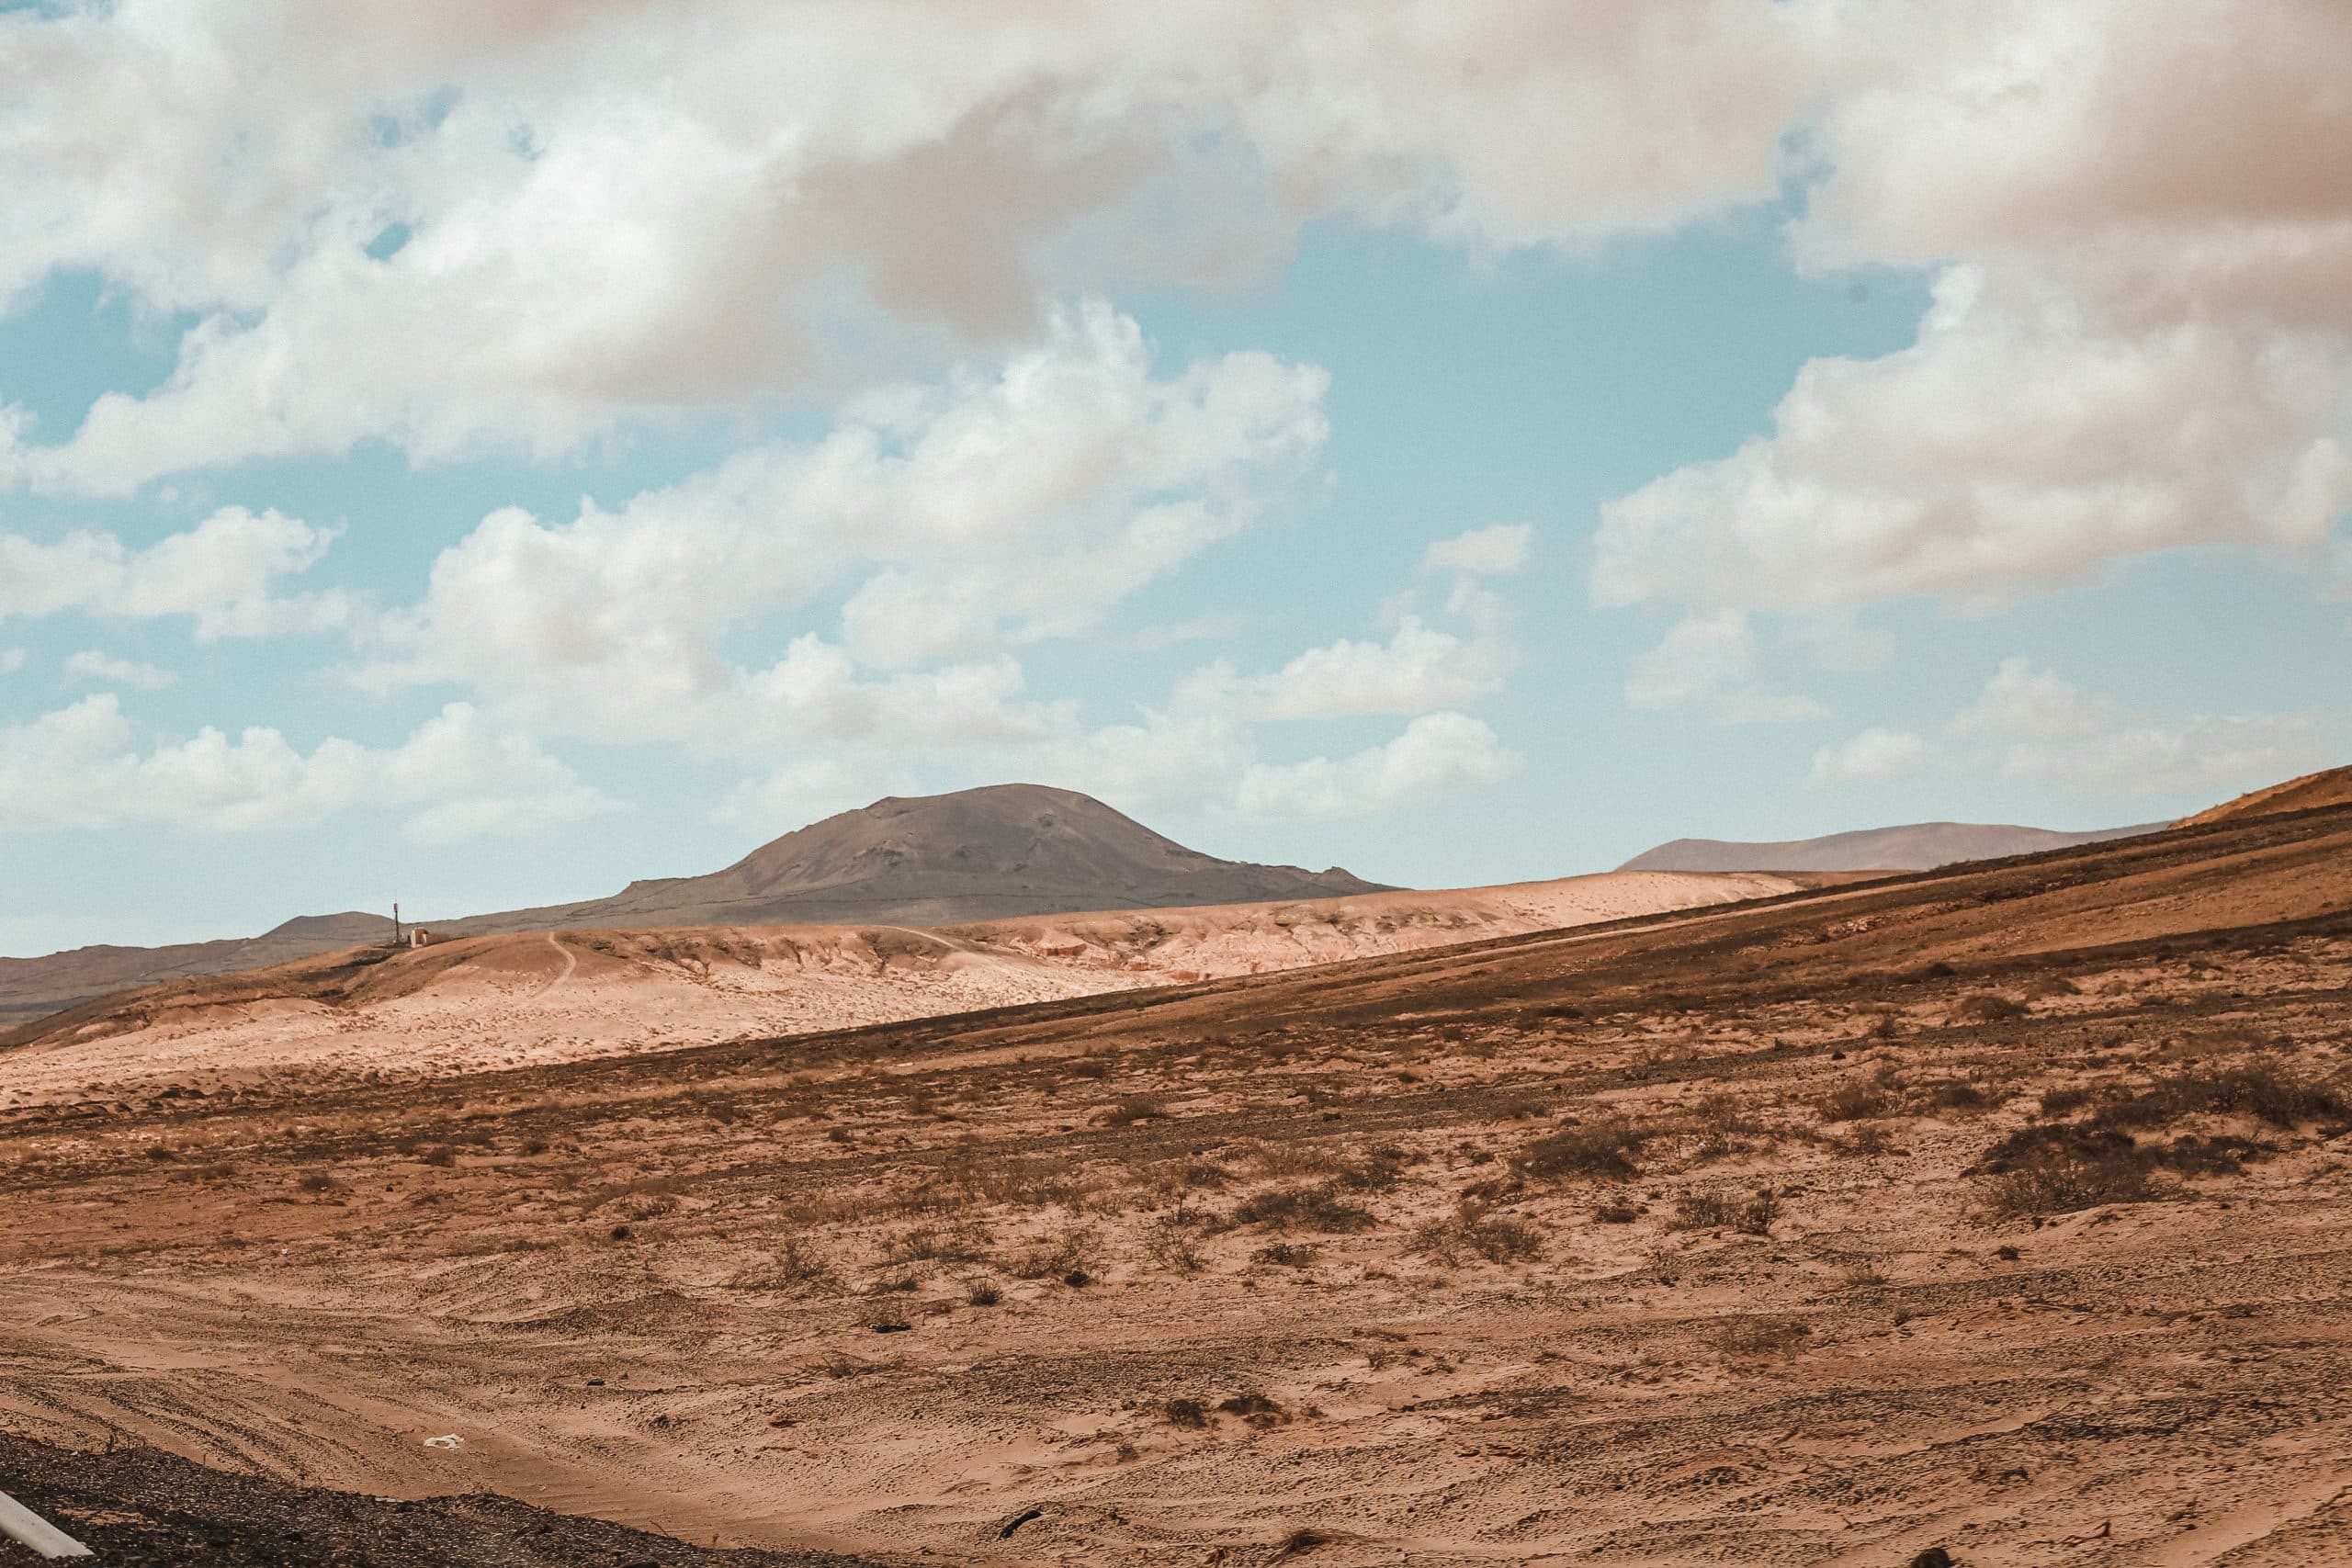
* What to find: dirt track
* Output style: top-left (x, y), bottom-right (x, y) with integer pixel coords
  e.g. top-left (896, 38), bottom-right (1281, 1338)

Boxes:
top-left (5, 809), bottom-right (2352, 1563)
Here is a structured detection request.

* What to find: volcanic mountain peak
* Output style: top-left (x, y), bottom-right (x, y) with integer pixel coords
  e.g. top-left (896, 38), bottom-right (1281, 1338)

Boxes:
top-left (554, 783), bottom-right (1385, 930)
top-left (718, 784), bottom-right (1222, 896)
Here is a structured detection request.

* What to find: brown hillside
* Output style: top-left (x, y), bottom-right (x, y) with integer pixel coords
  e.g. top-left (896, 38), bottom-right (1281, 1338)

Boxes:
top-left (2176, 761), bottom-right (2352, 827)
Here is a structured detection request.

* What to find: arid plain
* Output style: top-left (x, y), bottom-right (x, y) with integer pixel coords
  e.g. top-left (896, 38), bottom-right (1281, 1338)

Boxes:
top-left (5, 795), bottom-right (2352, 1564)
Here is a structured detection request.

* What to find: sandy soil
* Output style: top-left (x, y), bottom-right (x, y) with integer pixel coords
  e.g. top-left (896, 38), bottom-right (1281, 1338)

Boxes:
top-left (0, 870), bottom-right (1811, 1105)
top-left (4, 814), bottom-right (2351, 1563)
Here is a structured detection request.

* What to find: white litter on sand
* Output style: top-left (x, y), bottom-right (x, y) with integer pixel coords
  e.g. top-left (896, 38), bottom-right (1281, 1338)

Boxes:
top-left (0, 1487), bottom-right (94, 1559)
top-left (422, 1434), bottom-right (464, 1450)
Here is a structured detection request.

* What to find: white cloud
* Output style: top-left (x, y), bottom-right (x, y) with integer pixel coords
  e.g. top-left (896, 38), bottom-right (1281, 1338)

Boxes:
top-left (0, 1), bottom-right (1817, 491)
top-left (1597, 270), bottom-right (2352, 618)
top-left (1950, 657), bottom-right (2110, 741)
top-left (0, 695), bottom-right (615, 839)
top-left (1948, 660), bottom-right (2331, 800)
top-left (0, 507), bottom-right (345, 638)
top-left (1421, 523), bottom-right (1532, 577)
top-left (64, 649), bottom-right (176, 690)
top-left (1808, 728), bottom-right (1929, 785)
top-left (1235, 712), bottom-right (1518, 818)
top-left (1240, 616), bottom-right (1508, 721)
top-left (1623, 609), bottom-right (1824, 724)
top-left (361, 304), bottom-right (1326, 747)
top-left (0, 648), bottom-right (22, 674)
top-left (1596, 4), bottom-right (2352, 641)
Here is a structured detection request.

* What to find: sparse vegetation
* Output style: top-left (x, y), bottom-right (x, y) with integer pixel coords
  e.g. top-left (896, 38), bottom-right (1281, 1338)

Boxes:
top-left (1220, 1185), bottom-right (1376, 1234)
top-left (1408, 1202), bottom-right (1543, 1264)
top-left (1668, 1187), bottom-right (1781, 1235)
top-left (1517, 1120), bottom-right (1645, 1179)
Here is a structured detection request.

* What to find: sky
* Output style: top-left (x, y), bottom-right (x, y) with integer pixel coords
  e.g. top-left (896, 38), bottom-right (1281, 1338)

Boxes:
top-left (1, 0), bottom-right (2347, 956)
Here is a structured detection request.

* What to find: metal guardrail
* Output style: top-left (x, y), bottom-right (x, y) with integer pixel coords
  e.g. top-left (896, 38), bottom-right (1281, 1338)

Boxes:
top-left (0, 1487), bottom-right (93, 1559)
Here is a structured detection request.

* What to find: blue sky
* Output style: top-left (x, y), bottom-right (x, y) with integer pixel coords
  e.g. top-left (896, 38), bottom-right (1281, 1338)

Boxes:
top-left (2, 3), bottom-right (2347, 954)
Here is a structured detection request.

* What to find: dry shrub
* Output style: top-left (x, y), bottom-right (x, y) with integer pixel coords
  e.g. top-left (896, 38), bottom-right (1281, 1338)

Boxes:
top-left (1593, 1203), bottom-right (1639, 1224)
top-left (2039, 1085), bottom-right (2098, 1118)
top-left (1329, 1151), bottom-right (1408, 1193)
top-left (733, 1235), bottom-right (835, 1292)
top-left (1217, 1392), bottom-right (1289, 1428)
top-left (1908, 1078), bottom-right (1993, 1115)
top-left (1972, 1124), bottom-right (2159, 1216)
top-left (1142, 1214), bottom-right (1205, 1274)
top-left (944, 1153), bottom-right (1102, 1210)
top-left (1162, 1397), bottom-right (1209, 1428)
top-left (2094, 1059), bottom-right (2346, 1131)
top-left (1814, 1082), bottom-right (1890, 1122)
top-left (1668, 1187), bottom-right (1781, 1235)
top-left (1253, 1240), bottom-right (1318, 1269)
top-left (884, 1223), bottom-right (989, 1264)
top-left (1009, 1224), bottom-right (1095, 1280)
top-left (1675, 1094), bottom-right (1776, 1159)
top-left (1517, 1120), bottom-right (1645, 1179)
top-left (1223, 1185), bottom-right (1376, 1234)
top-left (1098, 1094), bottom-right (1171, 1126)
top-left (1408, 1202), bottom-right (1544, 1265)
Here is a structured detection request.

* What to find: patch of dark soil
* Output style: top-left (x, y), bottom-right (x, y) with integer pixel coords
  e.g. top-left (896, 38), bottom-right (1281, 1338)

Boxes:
top-left (0, 1433), bottom-right (870, 1566)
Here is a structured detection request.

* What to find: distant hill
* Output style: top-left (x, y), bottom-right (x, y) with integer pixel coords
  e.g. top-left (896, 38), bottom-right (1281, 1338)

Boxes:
top-left (2176, 764), bottom-right (2352, 828)
top-left (1619, 820), bottom-right (2159, 874)
top-left (432, 784), bottom-right (1385, 937)
top-left (0, 785), bottom-right (1385, 1026)
top-left (0, 912), bottom-right (391, 1031)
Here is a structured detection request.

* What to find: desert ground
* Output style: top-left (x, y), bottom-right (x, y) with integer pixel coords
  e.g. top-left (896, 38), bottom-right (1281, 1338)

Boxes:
top-left (6, 806), bottom-right (2352, 1563)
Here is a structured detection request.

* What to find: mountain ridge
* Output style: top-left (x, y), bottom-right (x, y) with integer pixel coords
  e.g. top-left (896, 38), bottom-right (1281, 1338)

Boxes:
top-left (1619, 818), bottom-right (2161, 874)
top-left (0, 784), bottom-right (1383, 1027)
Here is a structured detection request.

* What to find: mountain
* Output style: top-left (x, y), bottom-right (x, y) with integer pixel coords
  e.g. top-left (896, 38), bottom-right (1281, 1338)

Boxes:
top-left (0, 912), bottom-right (391, 1031)
top-left (2176, 763), bottom-right (2352, 828)
top-left (0, 785), bottom-right (1385, 1026)
top-left (1618, 819), bottom-right (2160, 874)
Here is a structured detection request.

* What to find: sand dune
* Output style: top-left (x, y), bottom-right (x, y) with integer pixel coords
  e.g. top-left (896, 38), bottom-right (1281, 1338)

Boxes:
top-left (0, 870), bottom-right (1820, 1105)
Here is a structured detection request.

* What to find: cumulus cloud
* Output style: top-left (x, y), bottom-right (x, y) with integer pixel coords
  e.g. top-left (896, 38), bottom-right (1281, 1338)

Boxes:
top-left (1596, 270), bottom-right (2352, 618)
top-left (360, 304), bottom-right (1326, 747)
top-left (1238, 616), bottom-right (1509, 721)
top-left (0, 507), bottom-right (345, 637)
top-left (0, 695), bottom-right (615, 839)
top-left (0, 0), bottom-right (1816, 492)
top-left (1421, 523), bottom-right (1532, 577)
top-left (1623, 609), bottom-right (1824, 723)
top-left (1948, 659), bottom-right (2330, 800)
top-left (1808, 728), bottom-right (1928, 786)
top-left (1234, 712), bottom-right (1519, 818)
top-left (64, 649), bottom-right (176, 690)
top-left (1599, 1), bottom-right (2352, 657)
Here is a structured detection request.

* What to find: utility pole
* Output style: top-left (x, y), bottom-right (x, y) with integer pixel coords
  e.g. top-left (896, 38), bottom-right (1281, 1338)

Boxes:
top-left (393, 902), bottom-right (403, 945)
